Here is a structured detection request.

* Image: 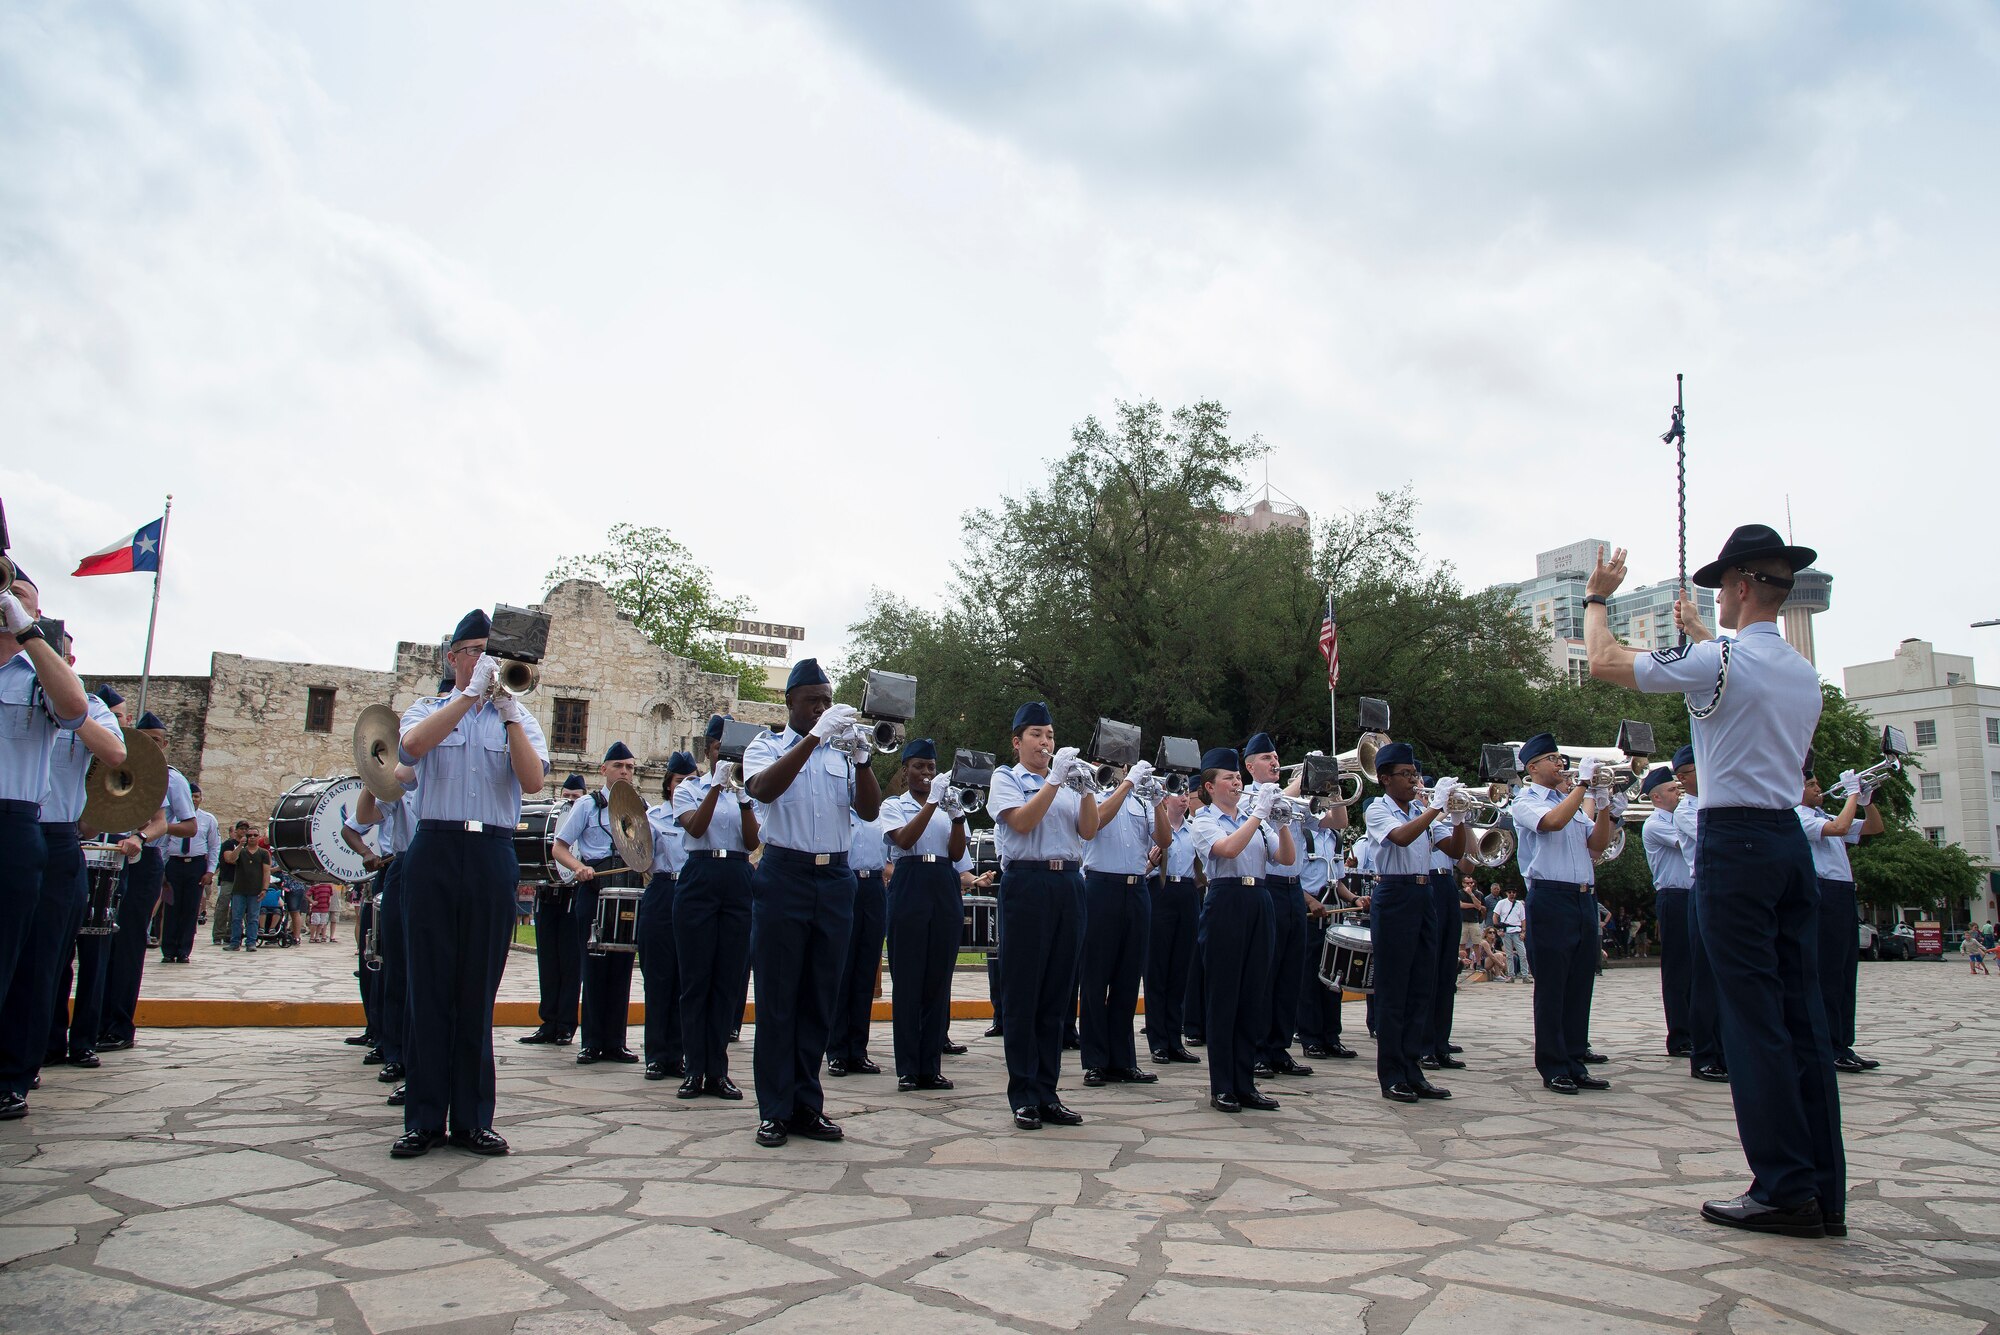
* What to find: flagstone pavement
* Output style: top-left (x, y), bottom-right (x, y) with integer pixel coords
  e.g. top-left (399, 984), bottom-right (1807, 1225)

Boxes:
top-left (3, 964), bottom-right (1997, 1334)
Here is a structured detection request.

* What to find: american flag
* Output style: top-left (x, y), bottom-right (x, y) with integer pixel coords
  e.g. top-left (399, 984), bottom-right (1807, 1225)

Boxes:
top-left (1318, 589), bottom-right (1339, 687)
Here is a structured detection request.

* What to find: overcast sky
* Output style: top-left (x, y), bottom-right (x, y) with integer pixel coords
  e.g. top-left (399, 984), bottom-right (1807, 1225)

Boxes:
top-left (5, 0), bottom-right (1995, 692)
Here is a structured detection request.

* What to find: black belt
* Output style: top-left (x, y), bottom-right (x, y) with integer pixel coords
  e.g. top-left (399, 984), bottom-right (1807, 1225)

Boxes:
top-left (1161, 877), bottom-right (1196, 888)
top-left (896, 854), bottom-right (951, 865)
top-left (763, 845), bottom-right (848, 868)
top-left (1218, 876), bottom-right (1261, 887)
top-left (419, 819), bottom-right (509, 837)
top-left (1376, 874), bottom-right (1427, 884)
top-left (1006, 858), bottom-right (1080, 872)
top-left (1529, 878), bottom-right (1591, 894)
top-left (170, 855), bottom-right (206, 862)
top-left (687, 849), bottom-right (747, 861)
top-left (1702, 806), bottom-right (1802, 826)
top-left (1267, 874), bottom-right (1300, 886)
top-left (1087, 871), bottom-right (1143, 885)
top-left (0, 799), bottom-right (39, 817)
top-left (40, 820), bottom-right (79, 835)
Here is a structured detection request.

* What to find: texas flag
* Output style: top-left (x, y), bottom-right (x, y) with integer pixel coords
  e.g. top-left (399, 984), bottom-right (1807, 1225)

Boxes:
top-left (73, 517), bottom-right (165, 577)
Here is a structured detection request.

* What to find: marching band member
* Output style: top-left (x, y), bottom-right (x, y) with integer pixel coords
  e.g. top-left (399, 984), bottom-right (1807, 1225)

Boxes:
top-left (673, 716), bottom-right (759, 1102)
top-left (98, 710), bottom-right (195, 1052)
top-left (741, 659), bottom-right (881, 1148)
top-left (1078, 755), bottom-right (1161, 1088)
top-left (1508, 734), bottom-right (1614, 1095)
top-left (639, 754), bottom-right (694, 1082)
top-left (1188, 746), bottom-right (1290, 1112)
top-left (1586, 530), bottom-right (1842, 1238)
top-left (1640, 766), bottom-right (1693, 1057)
top-left (161, 784), bottom-right (219, 964)
top-left (393, 610), bottom-right (549, 1158)
top-left (1798, 765), bottom-right (1884, 1073)
top-left (521, 773), bottom-right (587, 1047)
top-left (880, 738), bottom-right (967, 1090)
top-left (826, 800), bottom-right (889, 1079)
top-left (987, 702), bottom-right (1098, 1130)
top-left (1674, 746), bottom-right (1725, 1081)
top-left (0, 612), bottom-right (121, 1121)
top-left (344, 758), bottom-right (420, 1103)
top-left (1363, 743), bottom-right (1467, 1103)
top-left (554, 742), bottom-right (642, 1065)
top-left (1292, 824), bottom-right (1358, 1061)
top-left (1145, 791), bottom-right (1201, 1065)
top-left (1420, 776), bottom-right (1468, 1072)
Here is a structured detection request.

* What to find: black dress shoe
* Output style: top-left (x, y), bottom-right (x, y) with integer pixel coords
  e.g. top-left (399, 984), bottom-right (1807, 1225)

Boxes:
top-left (1581, 1049), bottom-right (1608, 1064)
top-left (1251, 1062), bottom-right (1277, 1079)
top-left (450, 1128), bottom-right (509, 1156)
top-left (706, 1076), bottom-right (744, 1100)
top-left (1447, 1043), bottom-right (1463, 1054)
top-left (362, 1047), bottom-right (384, 1065)
top-left (1832, 1055), bottom-right (1865, 1073)
top-left (897, 1076), bottom-right (919, 1092)
top-left (1300, 1043), bottom-right (1332, 1059)
top-left (1413, 1080), bottom-right (1452, 1100)
top-left (517, 1028), bottom-right (558, 1045)
top-left (1382, 1083), bottom-right (1419, 1103)
top-left (1012, 1107), bottom-right (1042, 1130)
top-left (1166, 1046), bottom-right (1201, 1064)
top-left (1543, 1076), bottom-right (1580, 1094)
top-left (1429, 1054), bottom-right (1467, 1070)
top-left (914, 1074), bottom-right (954, 1090)
top-left (1845, 1051), bottom-right (1881, 1070)
top-left (849, 1057), bottom-right (881, 1074)
top-left (1183, 1033), bottom-right (1205, 1047)
top-left (942, 1040), bottom-right (967, 1056)
top-left (1209, 1093), bottom-right (1242, 1113)
top-left (1062, 1035), bottom-right (1080, 1051)
top-left (576, 1049), bottom-right (603, 1065)
top-left (391, 1129), bottom-right (446, 1158)
top-left (1574, 1073), bottom-right (1611, 1091)
top-left (1115, 1067), bottom-right (1157, 1084)
top-left (1668, 1042), bottom-right (1693, 1058)
top-left (553, 1031), bottom-right (575, 1046)
top-left (645, 1060), bottom-right (681, 1081)
top-left (755, 1120), bottom-right (788, 1148)
top-left (1239, 1089), bottom-right (1281, 1111)
top-left (1695, 1065), bottom-right (1730, 1082)
top-left (788, 1112), bottom-right (843, 1141)
top-left (1824, 1215), bottom-right (1848, 1238)
top-left (1327, 1041), bottom-right (1358, 1059)
top-left (68, 1052), bottom-right (100, 1069)
top-left (97, 1036), bottom-right (133, 1052)
top-left (345, 1032), bottom-right (375, 1045)
top-left (0, 1093), bottom-right (26, 1121)
top-left (984, 1024), bottom-right (1003, 1038)
top-left (826, 1058), bottom-right (851, 1077)
top-left (1151, 1049), bottom-right (1175, 1064)
top-left (1701, 1192), bottom-right (1825, 1238)
top-left (1271, 1058), bottom-right (1314, 1077)
top-left (1039, 1101), bottom-right (1084, 1126)
top-left (676, 1075), bottom-right (703, 1100)
top-left (386, 1085), bottom-right (406, 1106)
top-left (605, 1048), bottom-right (639, 1064)
top-left (378, 1063), bottom-right (404, 1082)
top-left (1082, 1068), bottom-right (1107, 1087)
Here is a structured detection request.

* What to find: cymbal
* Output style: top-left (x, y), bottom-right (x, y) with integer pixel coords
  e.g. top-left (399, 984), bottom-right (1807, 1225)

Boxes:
top-left (353, 704), bottom-right (405, 802)
top-left (607, 779), bottom-right (655, 874)
top-left (82, 730), bottom-right (170, 833)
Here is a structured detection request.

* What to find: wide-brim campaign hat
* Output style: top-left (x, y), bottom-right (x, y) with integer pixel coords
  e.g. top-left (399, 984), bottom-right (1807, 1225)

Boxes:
top-left (1692, 524), bottom-right (1816, 589)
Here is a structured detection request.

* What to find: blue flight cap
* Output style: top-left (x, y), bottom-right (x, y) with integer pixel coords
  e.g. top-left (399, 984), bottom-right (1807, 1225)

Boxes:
top-left (705, 714), bottom-right (730, 741)
top-left (137, 711), bottom-right (167, 732)
top-left (561, 774), bottom-right (586, 792)
top-left (95, 683), bottom-right (124, 707)
top-left (666, 751), bottom-right (698, 776)
top-left (1672, 744), bottom-right (1696, 771)
top-left (785, 658), bottom-right (830, 693)
top-left (1517, 733), bottom-right (1558, 765)
top-left (1199, 747), bottom-right (1241, 773)
top-left (1242, 732), bottom-right (1277, 759)
top-left (901, 737), bottom-right (937, 762)
top-left (1640, 766), bottom-right (1674, 796)
top-left (1012, 701), bottom-right (1053, 732)
top-left (450, 609), bottom-right (490, 645)
top-left (603, 741), bottom-right (635, 763)
top-left (1375, 741), bottom-right (1417, 772)
top-left (8, 564), bottom-right (32, 589)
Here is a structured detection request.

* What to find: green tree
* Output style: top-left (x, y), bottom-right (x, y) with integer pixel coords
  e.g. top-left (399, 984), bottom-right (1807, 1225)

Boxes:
top-left (547, 523), bottom-right (774, 702)
top-left (1851, 829), bottom-right (1984, 913)
top-left (1807, 682), bottom-right (1914, 828)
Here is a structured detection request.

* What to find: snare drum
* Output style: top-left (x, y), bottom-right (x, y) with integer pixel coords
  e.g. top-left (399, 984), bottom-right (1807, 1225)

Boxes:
top-left (268, 776), bottom-right (370, 885)
top-left (513, 801), bottom-right (574, 886)
top-left (589, 886), bottom-right (641, 954)
top-left (79, 841), bottom-right (127, 936)
top-left (960, 894), bottom-right (999, 954)
top-left (1318, 919), bottom-right (1376, 995)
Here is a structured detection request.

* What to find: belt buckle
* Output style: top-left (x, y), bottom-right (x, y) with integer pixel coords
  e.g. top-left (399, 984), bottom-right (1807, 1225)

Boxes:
top-left (466, 820), bottom-right (484, 834)
top-left (1125, 875), bottom-right (1138, 885)
top-left (814, 853), bottom-right (831, 867)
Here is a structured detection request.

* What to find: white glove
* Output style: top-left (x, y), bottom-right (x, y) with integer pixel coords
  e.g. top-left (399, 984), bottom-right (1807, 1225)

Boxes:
top-left (1250, 784), bottom-right (1279, 820)
top-left (463, 654), bottom-right (499, 699)
top-left (1577, 757), bottom-right (1600, 784)
top-left (494, 694), bottom-right (529, 726)
top-left (0, 592), bottom-right (33, 636)
top-left (712, 760), bottom-right (738, 791)
top-left (1609, 791), bottom-right (1629, 821)
top-left (1429, 777), bottom-right (1459, 812)
top-left (1048, 746), bottom-right (1081, 783)
top-left (1858, 782), bottom-right (1875, 807)
top-left (1838, 769), bottom-right (1858, 796)
top-left (1125, 760), bottom-right (1155, 787)
top-left (810, 703), bottom-right (857, 741)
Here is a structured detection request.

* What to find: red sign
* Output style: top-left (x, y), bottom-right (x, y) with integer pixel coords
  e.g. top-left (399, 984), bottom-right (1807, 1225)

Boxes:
top-left (1914, 921), bottom-right (1944, 957)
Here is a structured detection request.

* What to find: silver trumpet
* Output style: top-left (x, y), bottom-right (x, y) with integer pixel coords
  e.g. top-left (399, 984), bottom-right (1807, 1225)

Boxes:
top-left (712, 760), bottom-right (743, 793)
top-left (1825, 754), bottom-right (1902, 800)
top-left (484, 656), bottom-right (538, 698)
top-left (1264, 791), bottom-right (1315, 824)
top-left (1467, 826), bottom-right (1515, 868)
top-left (1419, 782), bottom-right (1504, 827)
top-left (831, 718), bottom-right (902, 765)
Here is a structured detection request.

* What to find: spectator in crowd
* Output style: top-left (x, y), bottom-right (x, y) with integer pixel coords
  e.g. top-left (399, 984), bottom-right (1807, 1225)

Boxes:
top-left (1968, 931), bottom-right (1990, 976)
top-left (224, 834), bottom-right (270, 952)
top-left (213, 821), bottom-right (251, 945)
top-left (1458, 874), bottom-right (1485, 948)
top-left (308, 882), bottom-right (335, 943)
top-left (1494, 887), bottom-right (1528, 982)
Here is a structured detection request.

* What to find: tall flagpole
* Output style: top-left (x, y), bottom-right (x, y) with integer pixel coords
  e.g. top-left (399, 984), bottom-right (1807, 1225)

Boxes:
top-left (135, 494), bottom-right (171, 720)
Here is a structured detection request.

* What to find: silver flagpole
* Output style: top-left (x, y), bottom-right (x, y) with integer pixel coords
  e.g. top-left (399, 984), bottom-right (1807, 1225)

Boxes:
top-left (135, 494), bottom-right (171, 720)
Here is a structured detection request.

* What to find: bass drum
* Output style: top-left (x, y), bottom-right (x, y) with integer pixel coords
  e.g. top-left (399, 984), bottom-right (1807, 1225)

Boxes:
top-left (79, 841), bottom-right (128, 936)
top-left (268, 776), bottom-right (370, 886)
top-left (514, 800), bottom-right (576, 886)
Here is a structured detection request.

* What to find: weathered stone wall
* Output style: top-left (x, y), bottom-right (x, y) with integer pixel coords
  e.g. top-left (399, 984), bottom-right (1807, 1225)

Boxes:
top-left (91, 675), bottom-right (210, 785)
top-left (196, 654), bottom-right (399, 827)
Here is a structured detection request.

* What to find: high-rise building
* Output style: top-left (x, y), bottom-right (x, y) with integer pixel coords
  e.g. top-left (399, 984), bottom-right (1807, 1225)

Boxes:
top-left (1491, 540), bottom-right (1715, 683)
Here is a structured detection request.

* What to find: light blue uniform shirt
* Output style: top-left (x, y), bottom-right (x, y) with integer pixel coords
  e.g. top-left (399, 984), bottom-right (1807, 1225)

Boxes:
top-left (146, 768), bottom-right (196, 853)
top-left (1162, 820), bottom-right (1199, 880)
top-left (987, 764), bottom-right (1088, 865)
top-left (849, 809), bottom-right (890, 872)
top-left (1190, 803), bottom-right (1275, 881)
top-left (1298, 826), bottom-right (1331, 897)
top-left (1642, 807), bottom-right (1692, 891)
top-left (1632, 621), bottom-right (1821, 811)
top-left (171, 808), bottom-right (223, 873)
top-left (1352, 835), bottom-right (1377, 877)
top-left (344, 785), bottom-right (419, 857)
top-left (1082, 791), bottom-right (1153, 876)
top-left (1364, 795), bottom-right (1450, 878)
top-left (1796, 804), bottom-right (1862, 881)
top-left (744, 727), bottom-right (855, 855)
top-left (37, 694), bottom-right (121, 824)
top-left (877, 794), bottom-right (960, 864)
top-left (1672, 799), bottom-right (1699, 882)
top-left (555, 792), bottom-right (618, 862)
top-left (1509, 784), bottom-right (1596, 885)
top-left (399, 693), bottom-right (550, 828)
top-left (672, 773), bottom-right (751, 853)
top-left (646, 803), bottom-right (687, 876)
top-left (1, 652), bottom-right (83, 804)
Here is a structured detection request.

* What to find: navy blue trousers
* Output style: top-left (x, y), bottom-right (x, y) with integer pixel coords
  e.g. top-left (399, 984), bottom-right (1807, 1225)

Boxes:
top-left (51, 906), bottom-right (112, 1063)
top-left (639, 872), bottom-right (682, 1067)
top-left (160, 856), bottom-right (205, 960)
top-left (1689, 881), bottom-right (1724, 1072)
top-left (375, 858), bottom-right (409, 1067)
top-left (1261, 876), bottom-right (1305, 1064)
top-left (999, 863), bottom-right (1082, 1111)
top-left (750, 850), bottom-right (855, 1122)
top-left (1144, 877), bottom-right (1198, 1056)
top-left (1816, 877), bottom-right (1860, 1055)
top-left (986, 947), bottom-right (1004, 1031)
top-left (1656, 885), bottom-right (1692, 1053)
top-left (1294, 914), bottom-right (1343, 1045)
top-left (1371, 876), bottom-right (1436, 1091)
top-left (401, 827), bottom-right (515, 1136)
top-left (533, 884), bottom-right (581, 1037)
top-left (357, 887), bottom-right (376, 1028)
top-left (828, 870), bottom-right (886, 1065)
top-left (1199, 880), bottom-right (1272, 1099)
top-left (886, 860), bottom-right (958, 1079)
top-left (676, 856), bottom-right (752, 1083)
top-left (574, 874), bottom-right (637, 1054)
top-left (101, 848), bottom-right (162, 1044)
top-left (1697, 808), bottom-right (1844, 1213)
top-left (1, 823), bottom-right (77, 1096)
top-left (1079, 871), bottom-right (1149, 1073)
top-left (1425, 870), bottom-right (1461, 1059)
top-left (0, 809), bottom-right (49, 1022)
top-left (1526, 879), bottom-right (1596, 1082)
top-left (1182, 906), bottom-right (1207, 1042)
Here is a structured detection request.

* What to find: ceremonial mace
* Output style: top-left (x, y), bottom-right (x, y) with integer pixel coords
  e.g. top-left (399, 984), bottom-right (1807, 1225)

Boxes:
top-left (1661, 374), bottom-right (1687, 647)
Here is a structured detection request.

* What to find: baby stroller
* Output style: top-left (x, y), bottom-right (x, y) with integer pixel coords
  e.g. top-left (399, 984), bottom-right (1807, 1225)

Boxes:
top-left (260, 879), bottom-right (300, 948)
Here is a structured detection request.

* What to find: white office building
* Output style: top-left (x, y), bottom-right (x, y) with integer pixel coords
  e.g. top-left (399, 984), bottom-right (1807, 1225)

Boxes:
top-left (1492, 541), bottom-right (1716, 683)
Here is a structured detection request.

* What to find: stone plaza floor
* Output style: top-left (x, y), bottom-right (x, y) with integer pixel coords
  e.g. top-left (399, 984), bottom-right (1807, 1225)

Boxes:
top-left (2, 963), bottom-right (1997, 1334)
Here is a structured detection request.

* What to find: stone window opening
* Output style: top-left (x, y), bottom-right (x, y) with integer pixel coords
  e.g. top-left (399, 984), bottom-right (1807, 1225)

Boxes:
top-left (305, 687), bottom-right (335, 734)
top-left (553, 697), bottom-right (589, 752)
